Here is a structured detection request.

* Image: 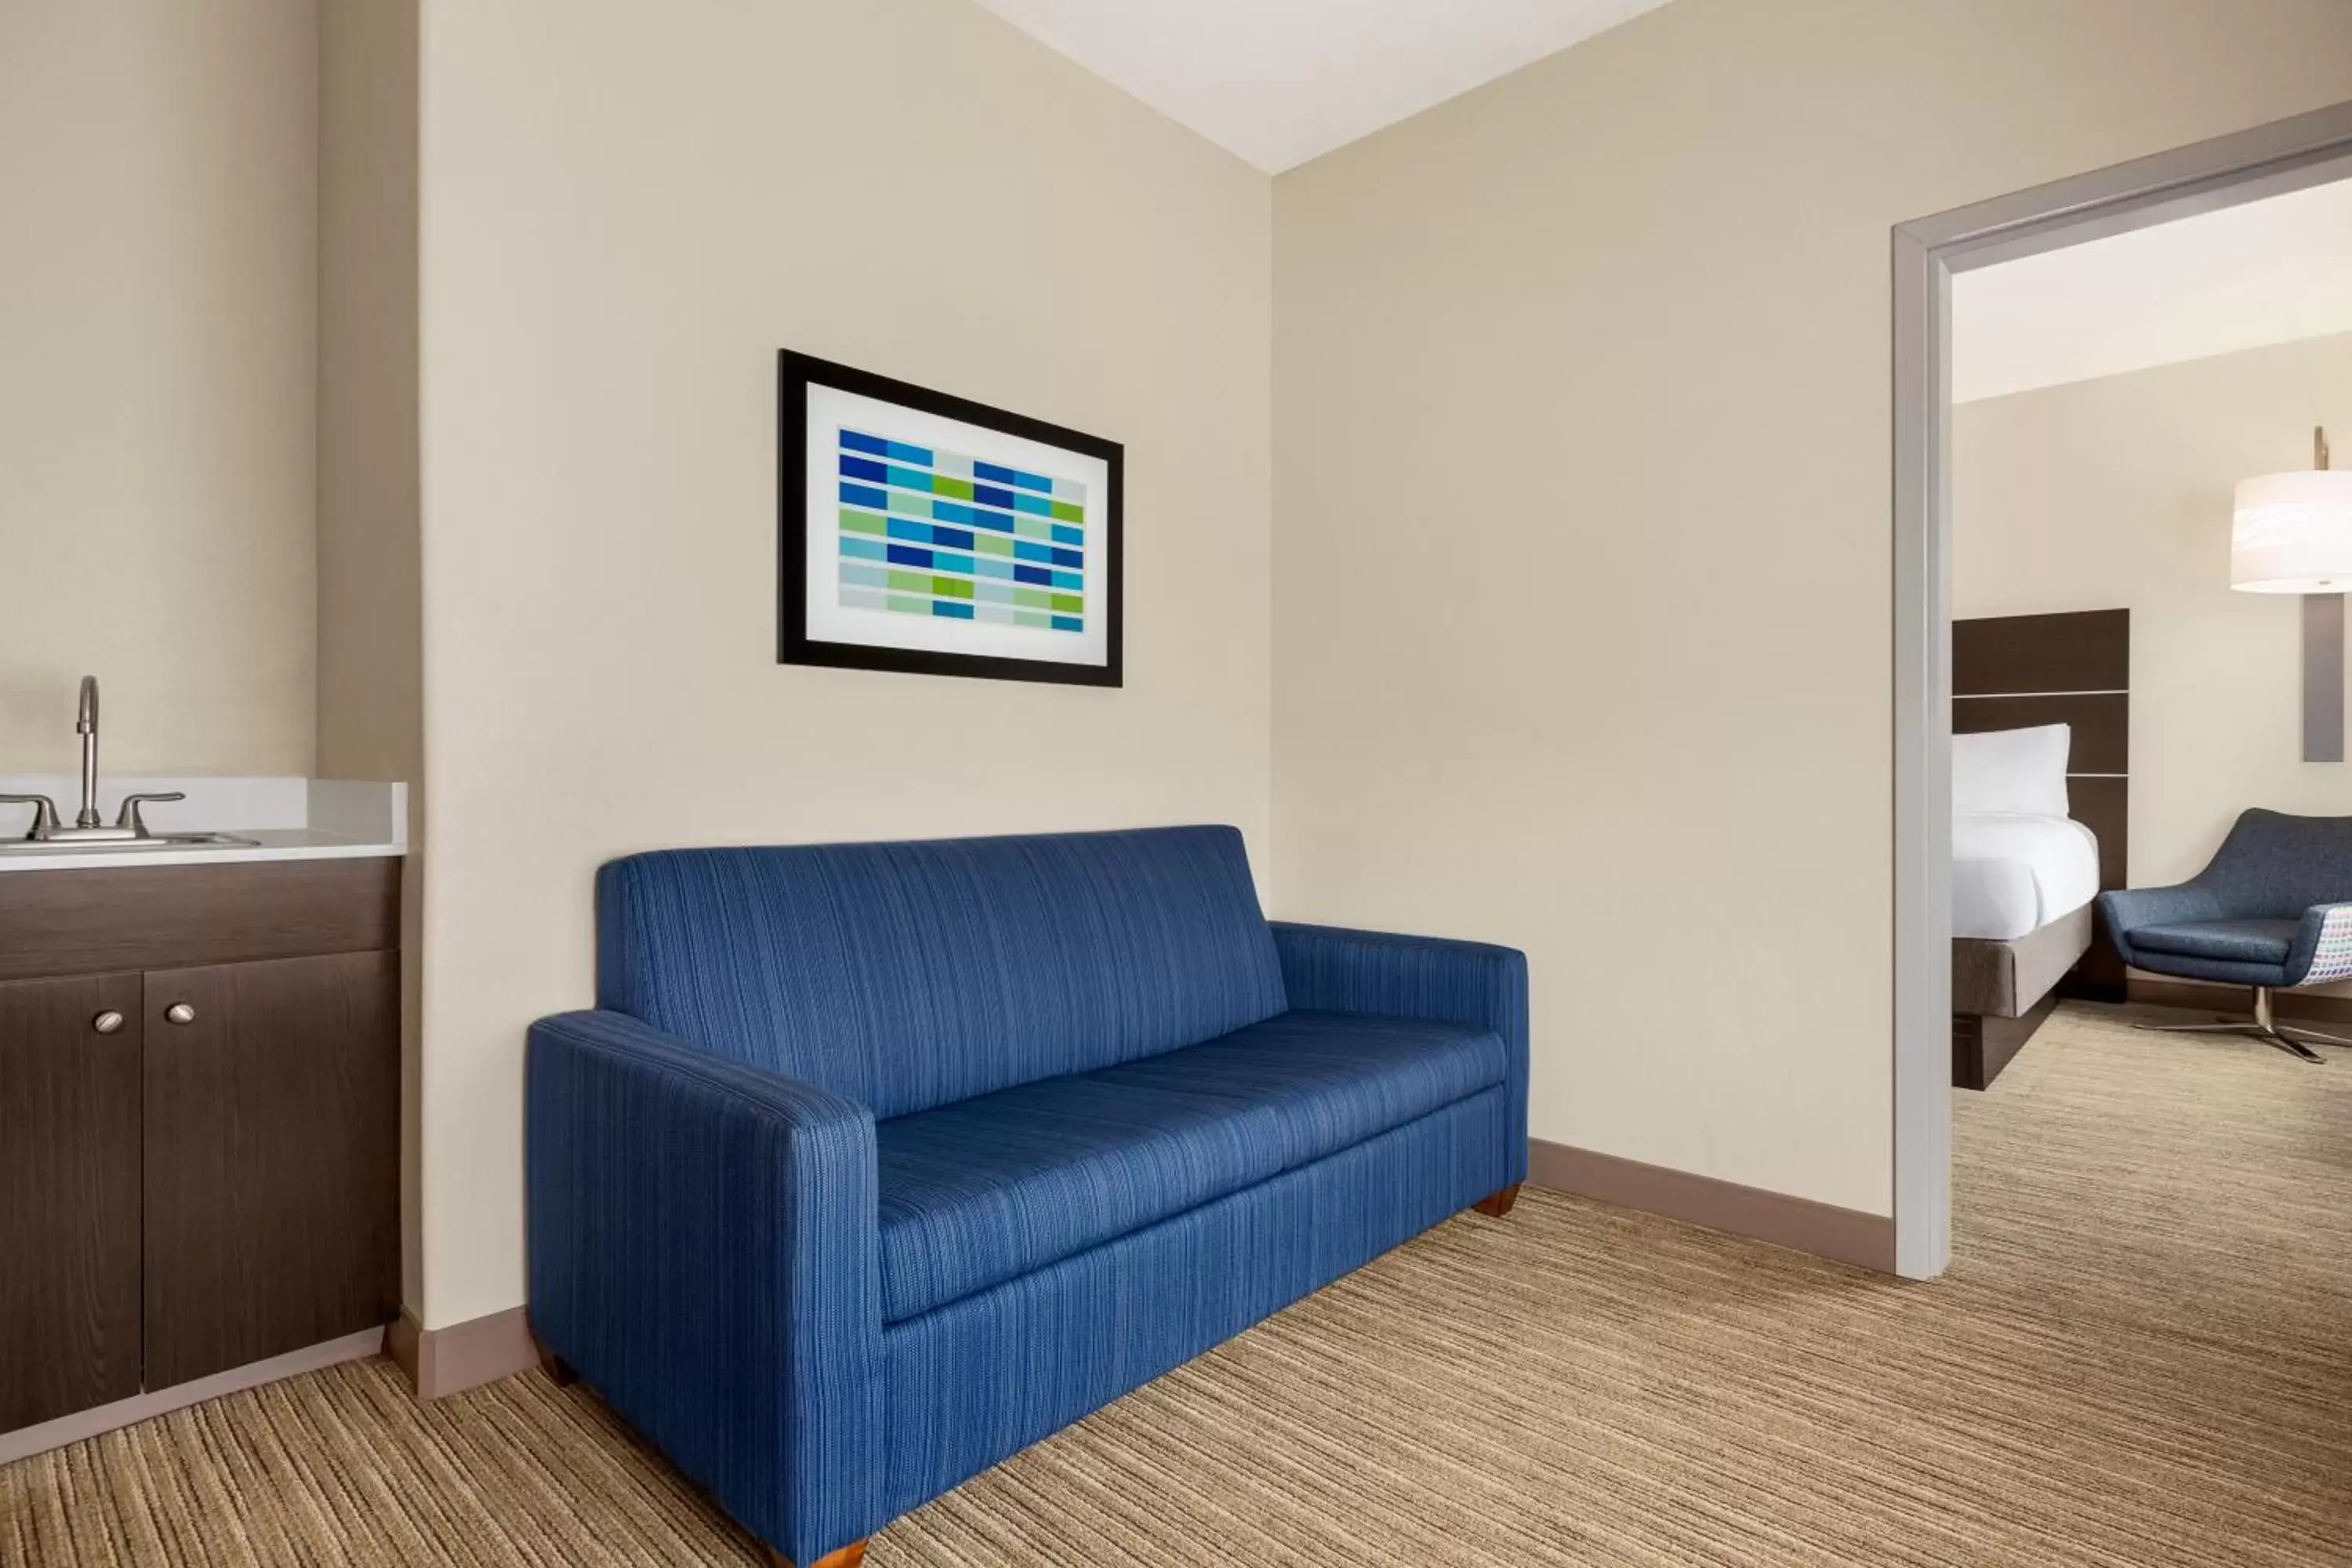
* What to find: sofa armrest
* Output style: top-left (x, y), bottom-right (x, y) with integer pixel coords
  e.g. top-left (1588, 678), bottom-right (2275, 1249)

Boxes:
top-left (526, 1010), bottom-right (884, 1564)
top-left (1271, 922), bottom-right (1530, 1185)
top-left (2287, 902), bottom-right (2352, 987)
top-left (2097, 884), bottom-right (2223, 964)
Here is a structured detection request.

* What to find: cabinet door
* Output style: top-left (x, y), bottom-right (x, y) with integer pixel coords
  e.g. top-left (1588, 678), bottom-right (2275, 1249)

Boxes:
top-left (0, 973), bottom-right (143, 1432)
top-left (143, 952), bottom-right (399, 1390)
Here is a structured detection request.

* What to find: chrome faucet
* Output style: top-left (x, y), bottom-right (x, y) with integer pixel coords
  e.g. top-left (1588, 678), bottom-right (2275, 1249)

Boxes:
top-left (0, 677), bottom-right (183, 842)
top-left (76, 675), bottom-right (102, 828)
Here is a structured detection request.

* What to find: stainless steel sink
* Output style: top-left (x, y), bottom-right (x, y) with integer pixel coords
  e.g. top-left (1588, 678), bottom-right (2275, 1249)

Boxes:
top-left (0, 831), bottom-right (260, 855)
top-left (0, 677), bottom-right (263, 855)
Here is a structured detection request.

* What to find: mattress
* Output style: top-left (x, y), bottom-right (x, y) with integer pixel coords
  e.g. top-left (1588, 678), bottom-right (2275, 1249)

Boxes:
top-left (1953, 811), bottom-right (2100, 941)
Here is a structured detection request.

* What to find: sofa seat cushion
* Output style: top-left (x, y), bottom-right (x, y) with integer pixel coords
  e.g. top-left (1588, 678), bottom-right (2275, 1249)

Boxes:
top-left (2129, 918), bottom-right (2300, 967)
top-left (873, 1011), bottom-right (1508, 1323)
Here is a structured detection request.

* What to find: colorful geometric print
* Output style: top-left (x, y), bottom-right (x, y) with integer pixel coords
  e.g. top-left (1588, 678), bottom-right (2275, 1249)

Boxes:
top-left (2307, 905), bottom-right (2352, 985)
top-left (835, 428), bottom-right (1086, 632)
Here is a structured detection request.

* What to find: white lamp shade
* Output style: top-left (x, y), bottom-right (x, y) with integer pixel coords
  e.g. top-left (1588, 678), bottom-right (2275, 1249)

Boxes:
top-left (2231, 470), bottom-right (2352, 593)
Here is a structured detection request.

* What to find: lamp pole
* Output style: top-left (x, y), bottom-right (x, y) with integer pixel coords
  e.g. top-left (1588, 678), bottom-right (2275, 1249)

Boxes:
top-left (2310, 426), bottom-right (2346, 764)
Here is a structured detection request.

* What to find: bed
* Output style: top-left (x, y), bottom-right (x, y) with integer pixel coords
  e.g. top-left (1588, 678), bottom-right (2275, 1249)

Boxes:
top-left (1955, 811), bottom-right (2100, 942)
top-left (1951, 610), bottom-right (2130, 1089)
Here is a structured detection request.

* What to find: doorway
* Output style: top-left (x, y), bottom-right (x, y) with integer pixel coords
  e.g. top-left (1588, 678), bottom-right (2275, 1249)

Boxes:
top-left (1889, 101), bottom-right (2352, 1279)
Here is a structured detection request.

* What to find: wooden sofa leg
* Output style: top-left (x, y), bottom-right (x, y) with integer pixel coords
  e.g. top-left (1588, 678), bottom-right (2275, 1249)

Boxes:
top-left (1472, 1183), bottom-right (1521, 1218)
top-left (535, 1342), bottom-right (579, 1387)
top-left (765, 1543), bottom-right (866, 1568)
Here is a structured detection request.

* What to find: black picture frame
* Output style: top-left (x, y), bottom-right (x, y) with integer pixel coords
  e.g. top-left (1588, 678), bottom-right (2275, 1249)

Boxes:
top-left (778, 350), bottom-right (1123, 688)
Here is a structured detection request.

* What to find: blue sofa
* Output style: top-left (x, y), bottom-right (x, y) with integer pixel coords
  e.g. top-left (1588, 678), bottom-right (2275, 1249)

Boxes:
top-left (525, 825), bottom-right (1528, 1566)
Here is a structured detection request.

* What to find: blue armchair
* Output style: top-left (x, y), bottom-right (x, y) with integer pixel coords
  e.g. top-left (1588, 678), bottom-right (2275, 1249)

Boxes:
top-left (2100, 808), bottom-right (2352, 1062)
top-left (525, 826), bottom-right (1527, 1567)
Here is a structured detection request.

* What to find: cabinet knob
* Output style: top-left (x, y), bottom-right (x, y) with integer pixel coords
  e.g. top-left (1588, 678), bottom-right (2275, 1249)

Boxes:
top-left (165, 1002), bottom-right (196, 1026)
top-left (93, 1011), bottom-right (125, 1035)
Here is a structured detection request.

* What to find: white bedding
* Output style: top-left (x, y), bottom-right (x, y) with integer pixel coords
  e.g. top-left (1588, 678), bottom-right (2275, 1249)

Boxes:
top-left (1953, 812), bottom-right (2100, 941)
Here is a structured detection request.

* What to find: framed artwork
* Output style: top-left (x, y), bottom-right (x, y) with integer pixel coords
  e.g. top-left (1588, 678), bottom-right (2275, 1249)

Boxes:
top-left (779, 350), bottom-right (1123, 687)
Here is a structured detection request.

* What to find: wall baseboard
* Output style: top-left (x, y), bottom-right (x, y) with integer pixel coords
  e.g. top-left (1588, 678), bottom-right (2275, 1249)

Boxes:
top-left (1527, 1138), bottom-right (1896, 1273)
top-left (2126, 976), bottom-right (2352, 1025)
top-left (389, 1305), bottom-right (539, 1401)
top-left (0, 1325), bottom-right (387, 1468)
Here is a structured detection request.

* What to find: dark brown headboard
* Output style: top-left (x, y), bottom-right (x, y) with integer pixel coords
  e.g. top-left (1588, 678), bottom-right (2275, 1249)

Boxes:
top-left (1954, 608), bottom-right (2129, 997)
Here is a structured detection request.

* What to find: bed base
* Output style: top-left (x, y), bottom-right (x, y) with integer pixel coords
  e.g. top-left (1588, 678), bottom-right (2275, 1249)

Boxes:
top-left (1951, 904), bottom-right (2093, 1091)
top-left (1951, 990), bottom-right (2058, 1091)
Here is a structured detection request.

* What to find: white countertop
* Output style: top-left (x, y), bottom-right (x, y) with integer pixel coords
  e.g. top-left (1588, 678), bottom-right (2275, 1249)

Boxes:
top-left (0, 777), bottom-right (408, 874)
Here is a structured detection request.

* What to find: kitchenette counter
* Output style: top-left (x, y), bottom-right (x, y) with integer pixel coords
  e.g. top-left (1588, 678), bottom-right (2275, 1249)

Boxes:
top-left (0, 777), bottom-right (407, 874)
top-left (0, 775), bottom-right (405, 1460)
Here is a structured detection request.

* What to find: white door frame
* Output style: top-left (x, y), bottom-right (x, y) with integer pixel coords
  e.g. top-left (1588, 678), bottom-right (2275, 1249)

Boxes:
top-left (1889, 101), bottom-right (2352, 1279)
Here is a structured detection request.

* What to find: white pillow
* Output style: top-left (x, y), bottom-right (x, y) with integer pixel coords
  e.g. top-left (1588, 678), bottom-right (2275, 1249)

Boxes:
top-left (1953, 724), bottom-right (2071, 817)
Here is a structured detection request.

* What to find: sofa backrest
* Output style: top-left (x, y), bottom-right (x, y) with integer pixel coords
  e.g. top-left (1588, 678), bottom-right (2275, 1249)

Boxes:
top-left (596, 825), bottom-right (1288, 1120)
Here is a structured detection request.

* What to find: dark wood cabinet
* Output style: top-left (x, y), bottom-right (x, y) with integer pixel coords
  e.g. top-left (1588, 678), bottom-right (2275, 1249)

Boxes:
top-left (143, 952), bottom-right (400, 1390)
top-left (0, 858), bottom-right (399, 1439)
top-left (0, 974), bottom-right (144, 1432)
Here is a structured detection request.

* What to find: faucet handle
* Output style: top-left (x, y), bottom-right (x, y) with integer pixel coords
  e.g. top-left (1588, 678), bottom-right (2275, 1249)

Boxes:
top-left (0, 794), bottom-right (61, 840)
top-left (116, 792), bottom-right (186, 837)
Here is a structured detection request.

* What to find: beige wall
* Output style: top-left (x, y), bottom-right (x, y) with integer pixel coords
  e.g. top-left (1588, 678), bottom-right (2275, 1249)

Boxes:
top-left (319, 0), bottom-right (421, 795)
top-left (1272, 0), bottom-right (2352, 1216)
top-left (320, 0), bottom-right (426, 1311)
top-left (1955, 330), bottom-right (2352, 996)
top-left (415, 0), bottom-right (1272, 1326)
top-left (0, 1), bottom-right (318, 775)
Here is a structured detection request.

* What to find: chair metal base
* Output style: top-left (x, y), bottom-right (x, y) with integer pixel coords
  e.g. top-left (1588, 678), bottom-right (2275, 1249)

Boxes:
top-left (2132, 986), bottom-right (2346, 1064)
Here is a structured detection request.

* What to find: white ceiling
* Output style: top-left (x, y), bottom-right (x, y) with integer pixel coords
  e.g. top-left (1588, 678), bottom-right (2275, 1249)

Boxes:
top-left (1952, 176), bottom-right (2352, 404)
top-left (970, 0), bottom-right (1677, 173)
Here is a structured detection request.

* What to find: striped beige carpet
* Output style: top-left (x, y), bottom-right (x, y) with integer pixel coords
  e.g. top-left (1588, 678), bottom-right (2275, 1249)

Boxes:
top-left (7, 1003), bottom-right (2350, 1566)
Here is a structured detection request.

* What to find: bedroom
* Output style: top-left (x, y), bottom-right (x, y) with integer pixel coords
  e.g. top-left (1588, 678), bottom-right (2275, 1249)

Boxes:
top-left (1943, 175), bottom-right (2352, 1113)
